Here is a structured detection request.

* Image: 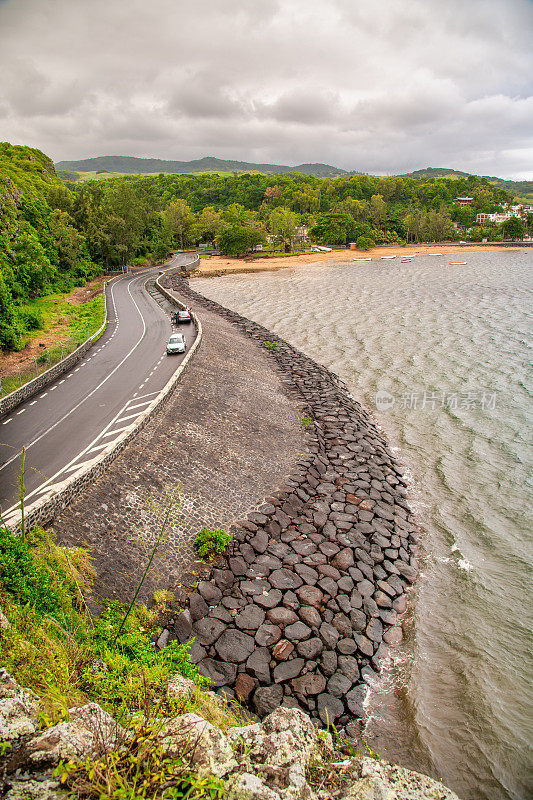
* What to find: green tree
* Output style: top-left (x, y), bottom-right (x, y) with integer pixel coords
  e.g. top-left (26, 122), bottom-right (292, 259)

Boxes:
top-left (217, 225), bottom-right (265, 257)
top-left (163, 199), bottom-right (195, 250)
top-left (501, 216), bottom-right (525, 239)
top-left (269, 208), bottom-right (298, 251)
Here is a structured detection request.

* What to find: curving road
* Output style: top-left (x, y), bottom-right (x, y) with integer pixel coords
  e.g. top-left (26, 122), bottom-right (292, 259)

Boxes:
top-left (0, 254), bottom-right (195, 524)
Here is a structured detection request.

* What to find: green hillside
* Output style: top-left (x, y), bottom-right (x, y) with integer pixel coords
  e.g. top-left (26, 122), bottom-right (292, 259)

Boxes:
top-left (0, 142), bottom-right (100, 350)
top-left (55, 155), bottom-right (348, 178)
top-left (399, 167), bottom-right (533, 201)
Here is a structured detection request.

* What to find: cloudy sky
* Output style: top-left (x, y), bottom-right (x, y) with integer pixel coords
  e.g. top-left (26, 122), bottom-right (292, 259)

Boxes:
top-left (1, 0), bottom-right (532, 177)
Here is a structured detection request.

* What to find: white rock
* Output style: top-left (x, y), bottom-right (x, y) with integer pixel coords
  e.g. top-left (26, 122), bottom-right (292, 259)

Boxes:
top-left (0, 606), bottom-right (9, 629)
top-left (342, 756), bottom-right (462, 800)
top-left (225, 772), bottom-right (283, 800)
top-left (5, 778), bottom-right (67, 800)
top-left (21, 702), bottom-right (125, 765)
top-left (158, 712), bottom-right (237, 778)
top-left (166, 674), bottom-right (197, 699)
top-left (233, 707), bottom-right (322, 800)
top-left (0, 669), bottom-right (39, 742)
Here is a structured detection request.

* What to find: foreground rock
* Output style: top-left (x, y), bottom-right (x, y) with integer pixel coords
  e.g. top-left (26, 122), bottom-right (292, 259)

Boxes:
top-left (0, 669), bottom-right (39, 742)
top-left (160, 277), bottom-right (420, 726)
top-left (0, 674), bottom-right (461, 800)
top-left (10, 703), bottom-right (126, 768)
top-left (345, 757), bottom-right (460, 799)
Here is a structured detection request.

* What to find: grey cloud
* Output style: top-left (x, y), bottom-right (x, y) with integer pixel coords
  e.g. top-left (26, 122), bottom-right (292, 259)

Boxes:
top-left (0, 0), bottom-right (531, 178)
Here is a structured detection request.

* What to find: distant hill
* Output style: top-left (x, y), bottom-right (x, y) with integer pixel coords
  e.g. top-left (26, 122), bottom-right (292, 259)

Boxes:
top-left (398, 167), bottom-right (533, 201)
top-left (54, 155), bottom-right (349, 178)
top-left (399, 167), bottom-right (471, 179)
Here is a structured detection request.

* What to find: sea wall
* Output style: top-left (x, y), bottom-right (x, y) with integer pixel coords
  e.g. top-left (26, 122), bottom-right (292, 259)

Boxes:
top-left (160, 275), bottom-right (419, 730)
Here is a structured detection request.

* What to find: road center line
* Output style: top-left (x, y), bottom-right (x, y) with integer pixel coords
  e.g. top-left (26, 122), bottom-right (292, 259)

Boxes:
top-left (0, 273), bottom-right (147, 475)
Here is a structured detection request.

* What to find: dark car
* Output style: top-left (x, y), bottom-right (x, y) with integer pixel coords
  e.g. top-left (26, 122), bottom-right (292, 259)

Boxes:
top-left (171, 308), bottom-right (191, 325)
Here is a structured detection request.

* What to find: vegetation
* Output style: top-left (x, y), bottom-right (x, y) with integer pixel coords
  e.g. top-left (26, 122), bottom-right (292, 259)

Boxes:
top-left (2, 141), bottom-right (531, 354)
top-left (194, 528), bottom-right (233, 561)
top-left (56, 716), bottom-right (228, 799)
top-left (0, 523), bottom-right (205, 720)
top-left (0, 142), bottom-right (101, 350)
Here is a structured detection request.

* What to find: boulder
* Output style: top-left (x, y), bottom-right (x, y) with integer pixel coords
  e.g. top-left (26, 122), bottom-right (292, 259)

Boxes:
top-left (158, 713), bottom-right (237, 778)
top-left (269, 569), bottom-right (303, 590)
top-left (316, 693), bottom-right (344, 725)
top-left (253, 684), bottom-right (283, 717)
top-left (188, 593), bottom-right (209, 620)
top-left (266, 607), bottom-right (299, 628)
top-left (343, 756), bottom-right (460, 799)
top-left (235, 674), bottom-right (258, 704)
top-left (246, 648), bottom-right (272, 683)
top-left (197, 581), bottom-right (223, 604)
top-left (235, 707), bottom-right (325, 799)
top-left (17, 703), bottom-right (125, 765)
top-left (4, 779), bottom-right (67, 800)
top-left (215, 629), bottom-right (255, 662)
top-left (225, 772), bottom-right (283, 800)
top-left (235, 605), bottom-right (266, 631)
top-left (198, 658), bottom-right (238, 687)
top-left (0, 669), bottom-right (39, 742)
top-left (284, 622), bottom-right (312, 641)
top-left (346, 685), bottom-right (367, 717)
top-left (273, 658), bottom-right (304, 683)
top-left (291, 673), bottom-right (327, 696)
top-left (193, 618), bottom-right (226, 645)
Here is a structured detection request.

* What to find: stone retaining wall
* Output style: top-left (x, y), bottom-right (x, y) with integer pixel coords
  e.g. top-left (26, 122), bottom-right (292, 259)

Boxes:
top-left (162, 275), bottom-right (420, 732)
top-left (6, 260), bottom-right (201, 534)
top-left (0, 286), bottom-right (109, 418)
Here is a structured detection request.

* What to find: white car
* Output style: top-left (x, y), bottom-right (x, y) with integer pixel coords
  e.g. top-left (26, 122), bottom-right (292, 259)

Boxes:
top-left (166, 333), bottom-right (186, 355)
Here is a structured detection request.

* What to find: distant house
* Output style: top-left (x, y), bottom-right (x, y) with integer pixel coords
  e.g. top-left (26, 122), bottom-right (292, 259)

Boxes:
top-left (476, 206), bottom-right (526, 225)
top-left (453, 196), bottom-right (474, 206)
top-left (476, 213), bottom-right (496, 224)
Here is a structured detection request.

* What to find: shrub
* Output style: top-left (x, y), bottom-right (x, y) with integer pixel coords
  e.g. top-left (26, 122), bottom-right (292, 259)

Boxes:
top-left (0, 525), bottom-right (63, 615)
top-left (263, 340), bottom-right (278, 351)
top-left (18, 306), bottom-right (44, 331)
top-left (194, 528), bottom-right (232, 560)
top-left (356, 235), bottom-right (375, 250)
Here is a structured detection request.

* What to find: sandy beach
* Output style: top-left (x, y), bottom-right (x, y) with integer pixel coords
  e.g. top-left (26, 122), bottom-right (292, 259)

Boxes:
top-left (194, 243), bottom-right (527, 277)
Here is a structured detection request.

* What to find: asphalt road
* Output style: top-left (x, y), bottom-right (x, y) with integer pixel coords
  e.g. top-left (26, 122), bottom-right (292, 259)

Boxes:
top-left (0, 254), bottom-right (195, 523)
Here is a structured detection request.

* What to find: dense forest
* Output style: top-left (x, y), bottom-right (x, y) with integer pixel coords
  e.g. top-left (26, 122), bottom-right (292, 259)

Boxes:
top-left (1, 141), bottom-right (529, 352)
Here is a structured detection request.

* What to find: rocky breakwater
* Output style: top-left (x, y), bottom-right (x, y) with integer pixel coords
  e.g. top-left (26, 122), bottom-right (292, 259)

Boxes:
top-left (162, 275), bottom-right (420, 730)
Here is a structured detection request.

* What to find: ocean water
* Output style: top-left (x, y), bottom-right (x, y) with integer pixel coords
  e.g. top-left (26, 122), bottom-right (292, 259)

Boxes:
top-left (194, 250), bottom-right (533, 800)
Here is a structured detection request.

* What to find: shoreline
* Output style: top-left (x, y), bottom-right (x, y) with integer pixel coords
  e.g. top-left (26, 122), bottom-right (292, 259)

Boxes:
top-left (159, 273), bottom-right (420, 734)
top-left (194, 243), bottom-right (527, 277)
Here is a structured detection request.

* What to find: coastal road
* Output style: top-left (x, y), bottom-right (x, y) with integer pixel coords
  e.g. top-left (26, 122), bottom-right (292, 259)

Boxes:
top-left (0, 254), bottom-right (195, 524)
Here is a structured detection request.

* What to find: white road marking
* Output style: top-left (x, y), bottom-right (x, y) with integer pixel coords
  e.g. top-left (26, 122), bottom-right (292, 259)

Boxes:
top-left (87, 442), bottom-right (114, 455)
top-left (0, 264), bottom-right (182, 511)
top-left (2, 418), bottom-right (12, 425)
top-left (40, 393), bottom-right (48, 398)
top-left (0, 273), bottom-right (147, 476)
top-left (102, 424), bottom-right (131, 438)
top-left (115, 411), bottom-right (144, 424)
top-left (29, 401), bottom-right (37, 406)
top-left (62, 459), bottom-right (98, 475)
top-left (58, 380), bottom-right (65, 385)
top-left (49, 386), bottom-right (57, 391)
top-left (129, 391), bottom-right (158, 403)
top-left (17, 409), bottom-right (25, 415)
